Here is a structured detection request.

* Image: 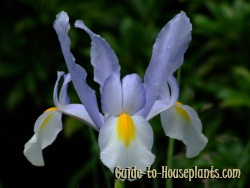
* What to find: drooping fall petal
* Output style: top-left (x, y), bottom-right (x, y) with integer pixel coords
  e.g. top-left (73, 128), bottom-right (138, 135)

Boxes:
top-left (24, 109), bottom-right (62, 166)
top-left (98, 114), bottom-right (155, 175)
top-left (161, 103), bottom-right (208, 157)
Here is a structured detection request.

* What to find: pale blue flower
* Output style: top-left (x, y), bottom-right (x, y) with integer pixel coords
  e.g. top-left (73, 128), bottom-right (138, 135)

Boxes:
top-left (148, 75), bottom-right (208, 157)
top-left (24, 71), bottom-right (96, 166)
top-left (24, 11), bottom-right (207, 174)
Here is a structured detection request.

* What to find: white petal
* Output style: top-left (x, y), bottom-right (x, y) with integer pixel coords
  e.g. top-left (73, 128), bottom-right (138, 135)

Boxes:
top-left (24, 109), bottom-right (62, 166)
top-left (98, 114), bottom-right (155, 179)
top-left (38, 111), bottom-right (62, 149)
top-left (75, 20), bottom-right (120, 88)
top-left (23, 134), bottom-right (44, 166)
top-left (122, 74), bottom-right (145, 114)
top-left (101, 72), bottom-right (122, 116)
top-left (160, 104), bottom-right (208, 157)
top-left (62, 104), bottom-right (99, 131)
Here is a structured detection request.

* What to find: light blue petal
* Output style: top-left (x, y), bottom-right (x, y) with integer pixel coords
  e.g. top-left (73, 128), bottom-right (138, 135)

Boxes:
top-left (62, 104), bottom-right (98, 131)
top-left (53, 71), bottom-right (64, 108)
top-left (157, 82), bottom-right (170, 101)
top-left (75, 20), bottom-right (120, 88)
top-left (141, 11), bottom-right (192, 117)
top-left (147, 75), bottom-right (179, 120)
top-left (146, 100), bottom-right (171, 121)
top-left (101, 71), bottom-right (122, 116)
top-left (59, 73), bottom-right (71, 106)
top-left (122, 74), bottom-right (145, 114)
top-left (158, 75), bottom-right (178, 102)
top-left (53, 11), bottom-right (103, 129)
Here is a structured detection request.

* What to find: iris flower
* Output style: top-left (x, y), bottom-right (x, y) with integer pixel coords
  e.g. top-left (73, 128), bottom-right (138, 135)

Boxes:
top-left (24, 11), bottom-right (207, 175)
top-left (24, 71), bottom-right (96, 166)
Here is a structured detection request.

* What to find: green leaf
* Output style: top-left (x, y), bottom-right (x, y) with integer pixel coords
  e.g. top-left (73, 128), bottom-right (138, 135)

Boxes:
top-left (0, 62), bottom-right (23, 77)
top-left (63, 117), bottom-right (84, 138)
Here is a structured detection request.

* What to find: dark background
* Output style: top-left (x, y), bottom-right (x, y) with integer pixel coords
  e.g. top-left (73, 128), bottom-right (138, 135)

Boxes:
top-left (1, 0), bottom-right (250, 187)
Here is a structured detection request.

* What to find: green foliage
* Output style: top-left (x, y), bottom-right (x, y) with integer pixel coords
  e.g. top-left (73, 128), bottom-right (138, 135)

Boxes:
top-left (114, 179), bottom-right (125, 188)
top-left (190, 0), bottom-right (250, 109)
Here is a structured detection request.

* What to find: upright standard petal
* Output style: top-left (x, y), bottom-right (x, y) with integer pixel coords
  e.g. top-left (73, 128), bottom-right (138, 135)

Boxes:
top-left (141, 11), bottom-right (192, 117)
top-left (101, 72), bottom-right (122, 116)
top-left (122, 74), bottom-right (146, 115)
top-left (53, 11), bottom-right (103, 129)
top-left (160, 103), bottom-right (208, 157)
top-left (75, 20), bottom-right (120, 87)
top-left (98, 114), bottom-right (155, 178)
top-left (24, 109), bottom-right (62, 166)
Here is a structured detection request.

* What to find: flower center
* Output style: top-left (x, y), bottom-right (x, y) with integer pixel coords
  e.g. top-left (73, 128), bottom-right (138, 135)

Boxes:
top-left (117, 113), bottom-right (136, 147)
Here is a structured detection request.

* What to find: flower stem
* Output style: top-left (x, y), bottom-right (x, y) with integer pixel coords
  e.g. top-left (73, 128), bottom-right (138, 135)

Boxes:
top-left (114, 179), bottom-right (125, 188)
top-left (166, 138), bottom-right (174, 188)
top-left (88, 127), bottom-right (111, 188)
top-left (166, 68), bottom-right (181, 188)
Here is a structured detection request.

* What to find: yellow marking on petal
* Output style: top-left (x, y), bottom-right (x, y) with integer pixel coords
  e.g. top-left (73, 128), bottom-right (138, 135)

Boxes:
top-left (44, 107), bottom-right (57, 113)
top-left (175, 101), bottom-right (182, 105)
top-left (39, 113), bottom-right (55, 135)
top-left (117, 113), bottom-right (136, 147)
top-left (174, 105), bottom-right (190, 123)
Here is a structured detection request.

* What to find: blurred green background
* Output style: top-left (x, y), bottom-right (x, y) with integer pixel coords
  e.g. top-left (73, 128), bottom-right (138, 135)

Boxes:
top-left (0, 0), bottom-right (250, 187)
